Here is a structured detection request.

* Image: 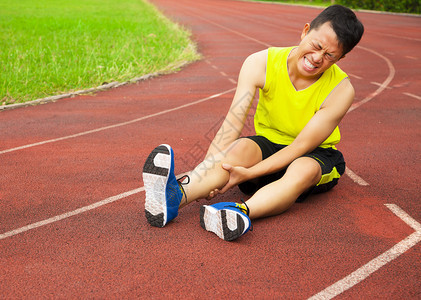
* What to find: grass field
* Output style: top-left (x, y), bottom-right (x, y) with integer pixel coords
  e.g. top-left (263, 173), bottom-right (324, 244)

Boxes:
top-left (0, 0), bottom-right (199, 105)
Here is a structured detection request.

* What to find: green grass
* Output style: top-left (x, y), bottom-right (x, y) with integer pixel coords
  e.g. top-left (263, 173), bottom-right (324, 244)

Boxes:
top-left (0, 0), bottom-right (199, 105)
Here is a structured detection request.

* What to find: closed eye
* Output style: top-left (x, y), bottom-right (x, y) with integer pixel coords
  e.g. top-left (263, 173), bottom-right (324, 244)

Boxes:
top-left (325, 53), bottom-right (335, 61)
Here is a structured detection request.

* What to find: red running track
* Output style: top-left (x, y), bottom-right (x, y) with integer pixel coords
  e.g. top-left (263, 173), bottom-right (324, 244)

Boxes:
top-left (1, 0), bottom-right (420, 298)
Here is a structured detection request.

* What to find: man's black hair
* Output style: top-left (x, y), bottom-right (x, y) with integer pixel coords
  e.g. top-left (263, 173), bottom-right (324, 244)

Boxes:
top-left (310, 5), bottom-right (364, 56)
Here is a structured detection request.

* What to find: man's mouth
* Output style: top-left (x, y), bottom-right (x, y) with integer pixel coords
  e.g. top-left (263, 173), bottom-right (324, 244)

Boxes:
top-left (304, 57), bottom-right (317, 70)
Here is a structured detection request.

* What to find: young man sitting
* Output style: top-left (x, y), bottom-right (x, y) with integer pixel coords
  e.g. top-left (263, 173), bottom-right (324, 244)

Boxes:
top-left (142, 5), bottom-right (364, 241)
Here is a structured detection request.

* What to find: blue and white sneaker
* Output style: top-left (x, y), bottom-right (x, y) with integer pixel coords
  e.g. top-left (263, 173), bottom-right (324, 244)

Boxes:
top-left (143, 144), bottom-right (185, 227)
top-left (200, 202), bottom-right (252, 241)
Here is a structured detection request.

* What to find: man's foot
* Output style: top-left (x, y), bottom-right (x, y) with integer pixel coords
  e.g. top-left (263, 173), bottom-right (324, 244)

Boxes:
top-left (200, 202), bottom-right (252, 241)
top-left (143, 144), bottom-right (183, 227)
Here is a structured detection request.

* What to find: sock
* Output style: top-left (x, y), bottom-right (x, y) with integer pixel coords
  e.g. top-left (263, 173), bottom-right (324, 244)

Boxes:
top-left (237, 203), bottom-right (249, 216)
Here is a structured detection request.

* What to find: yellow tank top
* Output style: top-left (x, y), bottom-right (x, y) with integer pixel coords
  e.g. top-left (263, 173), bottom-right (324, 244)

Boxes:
top-left (254, 47), bottom-right (348, 149)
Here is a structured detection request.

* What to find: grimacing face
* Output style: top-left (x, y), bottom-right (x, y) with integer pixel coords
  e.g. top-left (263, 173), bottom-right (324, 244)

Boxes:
top-left (295, 22), bottom-right (343, 79)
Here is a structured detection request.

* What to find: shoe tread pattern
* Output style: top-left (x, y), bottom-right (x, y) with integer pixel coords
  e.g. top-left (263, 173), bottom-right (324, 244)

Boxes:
top-left (221, 210), bottom-right (245, 241)
top-left (143, 145), bottom-right (171, 227)
top-left (143, 145), bottom-right (170, 176)
top-left (200, 206), bottom-right (245, 241)
top-left (145, 210), bottom-right (164, 228)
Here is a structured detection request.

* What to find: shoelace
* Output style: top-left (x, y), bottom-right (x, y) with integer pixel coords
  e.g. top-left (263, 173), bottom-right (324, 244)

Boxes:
top-left (177, 175), bottom-right (190, 204)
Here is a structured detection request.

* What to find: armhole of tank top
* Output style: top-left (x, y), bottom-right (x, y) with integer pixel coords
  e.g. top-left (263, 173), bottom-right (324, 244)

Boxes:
top-left (318, 76), bottom-right (349, 110)
top-left (261, 49), bottom-right (270, 92)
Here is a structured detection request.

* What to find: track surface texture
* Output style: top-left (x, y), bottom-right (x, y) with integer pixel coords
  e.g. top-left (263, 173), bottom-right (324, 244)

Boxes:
top-left (1, 0), bottom-right (420, 298)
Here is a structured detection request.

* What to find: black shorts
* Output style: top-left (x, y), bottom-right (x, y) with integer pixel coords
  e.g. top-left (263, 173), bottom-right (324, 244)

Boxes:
top-left (238, 135), bottom-right (346, 202)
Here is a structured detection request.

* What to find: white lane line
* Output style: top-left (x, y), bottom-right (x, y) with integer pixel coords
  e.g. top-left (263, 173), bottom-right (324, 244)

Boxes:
top-left (0, 88), bottom-right (236, 155)
top-left (348, 46), bottom-right (395, 113)
top-left (308, 204), bottom-right (421, 300)
top-left (403, 92), bottom-right (421, 101)
top-left (348, 73), bottom-right (363, 80)
top-left (345, 167), bottom-right (369, 186)
top-left (378, 32), bottom-right (421, 43)
top-left (0, 170), bottom-right (191, 240)
top-left (0, 187), bottom-right (145, 240)
top-left (386, 204), bottom-right (421, 232)
top-left (371, 82), bottom-right (392, 89)
top-left (192, 13), bottom-right (272, 48)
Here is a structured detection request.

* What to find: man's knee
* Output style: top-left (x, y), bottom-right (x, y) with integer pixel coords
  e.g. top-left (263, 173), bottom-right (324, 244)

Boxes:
top-left (286, 157), bottom-right (322, 186)
top-left (220, 138), bottom-right (262, 167)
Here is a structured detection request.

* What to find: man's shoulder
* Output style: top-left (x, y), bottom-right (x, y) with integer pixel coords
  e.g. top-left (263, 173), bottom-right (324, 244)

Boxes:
top-left (268, 46), bottom-right (295, 59)
top-left (322, 63), bottom-right (349, 86)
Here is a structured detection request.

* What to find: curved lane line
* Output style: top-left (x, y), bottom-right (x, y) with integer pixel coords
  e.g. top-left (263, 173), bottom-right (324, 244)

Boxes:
top-left (348, 45), bottom-right (395, 113)
top-left (308, 204), bottom-right (421, 300)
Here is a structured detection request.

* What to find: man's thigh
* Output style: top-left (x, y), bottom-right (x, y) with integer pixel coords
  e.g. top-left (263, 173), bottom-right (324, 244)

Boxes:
top-left (237, 138), bottom-right (346, 200)
top-left (303, 147), bottom-right (346, 195)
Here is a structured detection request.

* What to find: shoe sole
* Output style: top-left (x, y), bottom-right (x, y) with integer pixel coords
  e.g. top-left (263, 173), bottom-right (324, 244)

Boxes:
top-left (143, 144), bottom-right (172, 227)
top-left (200, 205), bottom-right (248, 241)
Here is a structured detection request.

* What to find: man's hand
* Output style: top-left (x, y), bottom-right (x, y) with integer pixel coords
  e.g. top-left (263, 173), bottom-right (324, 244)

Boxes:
top-left (205, 163), bottom-right (252, 200)
top-left (219, 163), bottom-right (251, 194)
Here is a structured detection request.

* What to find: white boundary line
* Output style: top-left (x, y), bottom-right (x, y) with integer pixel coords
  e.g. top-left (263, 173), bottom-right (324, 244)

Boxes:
top-left (308, 204), bottom-right (421, 300)
top-left (0, 88), bottom-right (235, 155)
top-left (403, 92), bottom-right (421, 101)
top-left (0, 170), bottom-right (191, 240)
top-left (345, 167), bottom-right (369, 186)
top-left (0, 187), bottom-right (144, 240)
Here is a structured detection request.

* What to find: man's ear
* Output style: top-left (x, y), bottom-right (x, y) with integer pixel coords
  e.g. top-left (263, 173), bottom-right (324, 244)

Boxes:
top-left (300, 23), bottom-right (311, 40)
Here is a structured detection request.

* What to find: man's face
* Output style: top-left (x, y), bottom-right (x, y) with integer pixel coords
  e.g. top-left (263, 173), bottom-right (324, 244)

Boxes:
top-left (296, 22), bottom-right (343, 78)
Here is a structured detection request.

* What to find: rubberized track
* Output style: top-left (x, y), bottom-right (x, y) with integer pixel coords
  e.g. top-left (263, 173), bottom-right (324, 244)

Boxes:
top-left (1, 0), bottom-right (420, 298)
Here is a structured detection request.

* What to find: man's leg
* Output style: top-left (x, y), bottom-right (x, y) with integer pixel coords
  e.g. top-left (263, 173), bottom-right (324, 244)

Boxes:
top-left (180, 138), bottom-right (262, 207)
top-left (143, 138), bottom-right (263, 227)
top-left (199, 156), bottom-right (321, 241)
top-left (245, 157), bottom-right (322, 219)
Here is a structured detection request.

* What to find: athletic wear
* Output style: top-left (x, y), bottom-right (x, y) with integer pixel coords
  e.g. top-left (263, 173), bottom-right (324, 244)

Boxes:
top-left (254, 47), bottom-right (348, 149)
top-left (200, 202), bottom-right (252, 241)
top-left (238, 136), bottom-right (345, 202)
top-left (143, 144), bottom-right (183, 227)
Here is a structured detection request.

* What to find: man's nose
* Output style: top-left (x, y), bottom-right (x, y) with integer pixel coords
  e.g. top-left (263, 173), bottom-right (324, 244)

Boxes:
top-left (313, 51), bottom-right (324, 63)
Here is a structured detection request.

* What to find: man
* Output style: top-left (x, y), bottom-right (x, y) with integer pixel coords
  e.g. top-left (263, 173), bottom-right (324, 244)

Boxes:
top-left (142, 5), bottom-right (364, 241)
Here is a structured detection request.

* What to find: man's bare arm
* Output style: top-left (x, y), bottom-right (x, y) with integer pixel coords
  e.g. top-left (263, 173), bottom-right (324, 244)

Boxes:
top-left (205, 50), bottom-right (267, 158)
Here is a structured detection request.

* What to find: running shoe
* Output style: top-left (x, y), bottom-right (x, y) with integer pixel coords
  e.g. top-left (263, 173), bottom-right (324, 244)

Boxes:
top-left (200, 201), bottom-right (252, 241)
top-left (143, 144), bottom-right (185, 227)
